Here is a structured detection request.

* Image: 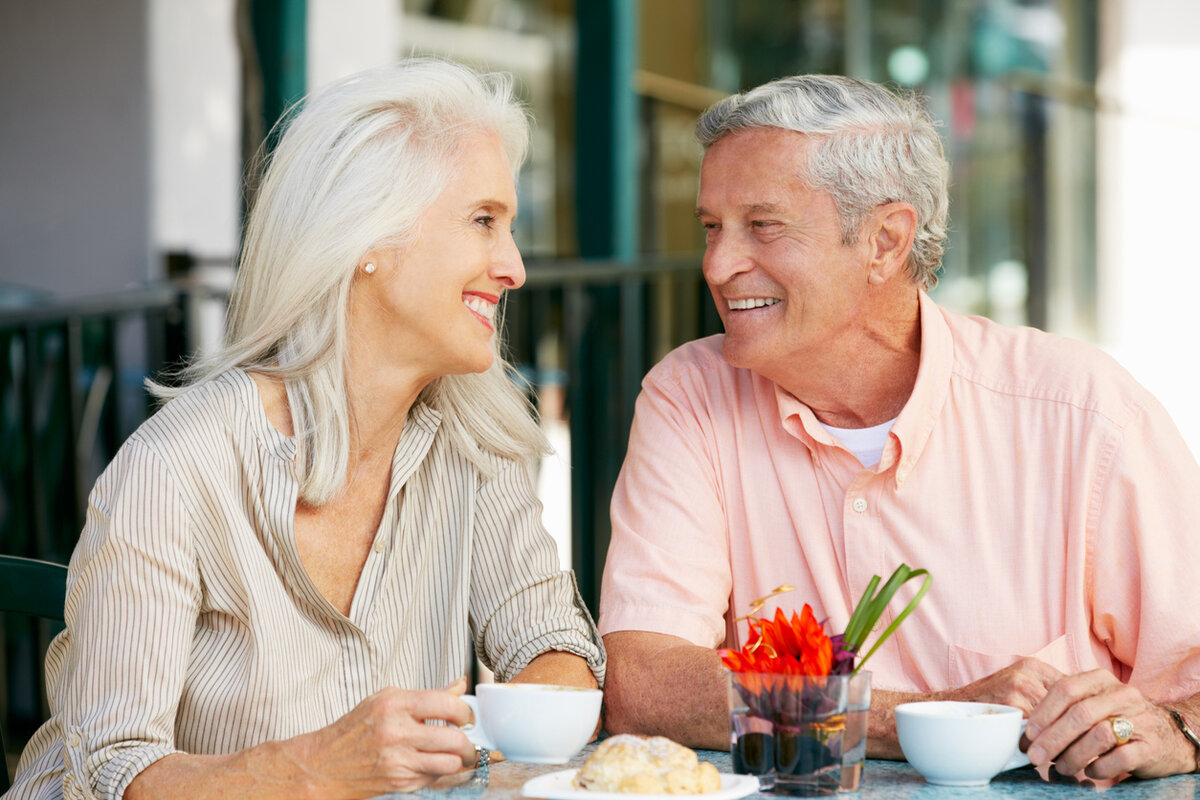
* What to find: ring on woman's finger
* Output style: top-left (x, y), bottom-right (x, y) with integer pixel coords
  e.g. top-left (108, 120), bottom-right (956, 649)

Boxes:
top-left (474, 745), bottom-right (491, 770)
top-left (1109, 716), bottom-right (1134, 746)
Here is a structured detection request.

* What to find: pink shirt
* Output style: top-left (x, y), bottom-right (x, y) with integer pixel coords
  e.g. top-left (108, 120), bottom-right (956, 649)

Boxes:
top-left (600, 292), bottom-right (1200, 702)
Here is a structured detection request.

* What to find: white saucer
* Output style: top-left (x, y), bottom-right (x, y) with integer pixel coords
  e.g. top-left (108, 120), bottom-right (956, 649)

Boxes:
top-left (521, 769), bottom-right (759, 800)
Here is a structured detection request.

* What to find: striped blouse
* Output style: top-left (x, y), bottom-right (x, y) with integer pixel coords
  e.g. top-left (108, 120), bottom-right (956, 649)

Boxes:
top-left (8, 369), bottom-right (605, 800)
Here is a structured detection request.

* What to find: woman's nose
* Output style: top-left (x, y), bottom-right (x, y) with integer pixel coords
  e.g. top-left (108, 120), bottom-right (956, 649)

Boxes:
top-left (490, 233), bottom-right (525, 289)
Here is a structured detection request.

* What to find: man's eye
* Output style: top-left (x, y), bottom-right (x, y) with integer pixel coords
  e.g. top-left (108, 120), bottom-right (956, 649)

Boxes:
top-left (750, 220), bottom-right (776, 228)
top-left (475, 215), bottom-right (496, 229)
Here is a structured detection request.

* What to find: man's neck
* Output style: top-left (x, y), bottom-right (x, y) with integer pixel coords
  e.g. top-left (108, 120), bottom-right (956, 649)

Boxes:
top-left (772, 292), bottom-right (922, 429)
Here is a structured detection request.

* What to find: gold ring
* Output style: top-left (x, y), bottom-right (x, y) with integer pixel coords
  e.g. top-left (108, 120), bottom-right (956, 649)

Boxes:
top-left (1110, 716), bottom-right (1134, 746)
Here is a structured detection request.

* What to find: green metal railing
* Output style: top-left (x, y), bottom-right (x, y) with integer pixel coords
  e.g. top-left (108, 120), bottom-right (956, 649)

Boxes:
top-left (513, 256), bottom-right (721, 610)
top-left (0, 286), bottom-right (195, 758)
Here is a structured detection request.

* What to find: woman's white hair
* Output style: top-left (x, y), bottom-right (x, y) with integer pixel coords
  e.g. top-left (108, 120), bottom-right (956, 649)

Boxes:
top-left (695, 74), bottom-right (950, 290)
top-left (153, 58), bottom-right (548, 505)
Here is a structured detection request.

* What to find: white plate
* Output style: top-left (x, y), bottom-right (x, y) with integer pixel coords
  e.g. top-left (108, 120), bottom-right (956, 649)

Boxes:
top-left (521, 769), bottom-right (760, 800)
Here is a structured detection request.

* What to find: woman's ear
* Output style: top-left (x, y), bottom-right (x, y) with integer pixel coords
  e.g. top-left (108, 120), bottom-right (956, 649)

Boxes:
top-left (865, 202), bottom-right (918, 285)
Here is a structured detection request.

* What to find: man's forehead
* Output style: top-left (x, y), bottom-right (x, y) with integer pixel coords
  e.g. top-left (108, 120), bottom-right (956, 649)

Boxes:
top-left (698, 135), bottom-right (809, 201)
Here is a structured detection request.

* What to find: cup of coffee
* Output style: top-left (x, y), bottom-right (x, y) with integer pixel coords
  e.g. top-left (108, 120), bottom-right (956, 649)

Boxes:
top-left (895, 701), bottom-right (1029, 786)
top-left (462, 683), bottom-right (602, 764)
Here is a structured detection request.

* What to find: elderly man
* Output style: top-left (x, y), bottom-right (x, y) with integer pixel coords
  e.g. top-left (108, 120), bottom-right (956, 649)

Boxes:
top-left (599, 74), bottom-right (1200, 780)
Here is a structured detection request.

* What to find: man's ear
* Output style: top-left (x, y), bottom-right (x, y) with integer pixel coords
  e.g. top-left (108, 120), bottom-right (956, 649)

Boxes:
top-left (865, 202), bottom-right (918, 285)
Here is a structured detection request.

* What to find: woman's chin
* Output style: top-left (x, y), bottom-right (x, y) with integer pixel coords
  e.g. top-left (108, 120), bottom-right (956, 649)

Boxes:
top-left (445, 352), bottom-right (496, 377)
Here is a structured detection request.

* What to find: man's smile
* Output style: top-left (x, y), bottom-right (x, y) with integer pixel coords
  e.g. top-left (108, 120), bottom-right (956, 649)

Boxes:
top-left (726, 297), bottom-right (782, 311)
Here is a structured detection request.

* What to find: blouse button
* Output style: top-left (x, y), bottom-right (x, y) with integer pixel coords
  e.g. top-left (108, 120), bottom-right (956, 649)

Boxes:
top-left (851, 497), bottom-right (868, 513)
top-left (67, 730), bottom-right (82, 748)
top-left (373, 539), bottom-right (385, 554)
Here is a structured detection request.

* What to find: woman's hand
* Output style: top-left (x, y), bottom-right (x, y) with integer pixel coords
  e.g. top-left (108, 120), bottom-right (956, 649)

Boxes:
top-left (127, 680), bottom-right (477, 800)
top-left (289, 680), bottom-right (478, 796)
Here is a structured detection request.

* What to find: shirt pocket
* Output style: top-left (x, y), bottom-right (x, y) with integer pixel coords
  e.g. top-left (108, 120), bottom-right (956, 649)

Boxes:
top-left (948, 634), bottom-right (1079, 687)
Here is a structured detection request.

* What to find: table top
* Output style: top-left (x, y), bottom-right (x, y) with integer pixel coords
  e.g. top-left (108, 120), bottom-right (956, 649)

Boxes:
top-left (393, 746), bottom-right (1200, 800)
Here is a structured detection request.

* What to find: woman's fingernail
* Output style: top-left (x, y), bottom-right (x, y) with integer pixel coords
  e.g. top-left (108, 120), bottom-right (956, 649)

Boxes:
top-left (1025, 724), bottom-right (1040, 739)
top-left (1027, 745), bottom-right (1046, 764)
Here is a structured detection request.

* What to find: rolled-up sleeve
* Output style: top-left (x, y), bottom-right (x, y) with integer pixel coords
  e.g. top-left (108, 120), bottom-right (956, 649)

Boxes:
top-left (1089, 399), bottom-right (1200, 703)
top-left (59, 439), bottom-right (200, 799)
top-left (599, 363), bottom-right (733, 648)
top-left (468, 459), bottom-right (605, 685)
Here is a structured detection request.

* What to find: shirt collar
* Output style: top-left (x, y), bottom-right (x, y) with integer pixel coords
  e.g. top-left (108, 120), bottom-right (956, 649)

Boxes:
top-left (889, 291), bottom-right (953, 486)
top-left (389, 403), bottom-right (442, 502)
top-left (232, 367), bottom-right (445, 490)
top-left (775, 291), bottom-right (953, 487)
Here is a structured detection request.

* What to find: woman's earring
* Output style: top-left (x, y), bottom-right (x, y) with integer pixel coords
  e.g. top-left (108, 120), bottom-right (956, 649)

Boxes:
top-left (363, 263), bottom-right (376, 275)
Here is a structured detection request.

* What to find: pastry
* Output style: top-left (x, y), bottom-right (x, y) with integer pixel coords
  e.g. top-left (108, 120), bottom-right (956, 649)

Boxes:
top-left (573, 734), bottom-right (722, 794)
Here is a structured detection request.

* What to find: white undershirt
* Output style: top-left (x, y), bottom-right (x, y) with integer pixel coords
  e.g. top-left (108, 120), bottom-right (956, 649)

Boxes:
top-left (818, 417), bottom-right (897, 468)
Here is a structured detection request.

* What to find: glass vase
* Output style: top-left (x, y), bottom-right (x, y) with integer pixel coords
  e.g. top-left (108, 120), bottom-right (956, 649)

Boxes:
top-left (728, 671), bottom-right (871, 796)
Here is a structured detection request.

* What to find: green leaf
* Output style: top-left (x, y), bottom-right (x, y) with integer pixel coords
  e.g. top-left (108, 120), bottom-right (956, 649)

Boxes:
top-left (843, 574), bottom-right (880, 648)
top-left (852, 568), bottom-right (931, 675)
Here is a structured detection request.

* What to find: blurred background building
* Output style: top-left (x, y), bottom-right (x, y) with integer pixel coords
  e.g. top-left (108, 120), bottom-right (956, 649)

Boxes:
top-left (2, 0), bottom-right (1199, 762)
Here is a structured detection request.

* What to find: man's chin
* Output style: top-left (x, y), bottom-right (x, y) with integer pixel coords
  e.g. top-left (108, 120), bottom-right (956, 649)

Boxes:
top-left (721, 338), bottom-right (761, 372)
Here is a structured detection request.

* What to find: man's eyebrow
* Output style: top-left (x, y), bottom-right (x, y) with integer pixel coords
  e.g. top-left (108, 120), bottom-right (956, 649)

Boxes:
top-left (743, 202), bottom-right (786, 214)
top-left (694, 202), bottom-right (786, 218)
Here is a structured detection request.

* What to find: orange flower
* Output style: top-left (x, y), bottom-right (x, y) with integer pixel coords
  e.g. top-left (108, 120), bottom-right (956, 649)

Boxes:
top-left (721, 603), bottom-right (833, 677)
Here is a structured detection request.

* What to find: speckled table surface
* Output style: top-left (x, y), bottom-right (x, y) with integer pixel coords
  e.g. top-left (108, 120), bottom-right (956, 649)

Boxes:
top-left (388, 746), bottom-right (1200, 800)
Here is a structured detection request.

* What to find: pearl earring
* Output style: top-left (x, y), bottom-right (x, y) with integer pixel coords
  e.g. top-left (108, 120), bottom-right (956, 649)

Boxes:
top-left (363, 263), bottom-right (376, 275)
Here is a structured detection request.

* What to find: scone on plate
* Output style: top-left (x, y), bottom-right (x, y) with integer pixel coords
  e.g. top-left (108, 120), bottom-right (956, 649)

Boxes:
top-left (572, 734), bottom-right (722, 794)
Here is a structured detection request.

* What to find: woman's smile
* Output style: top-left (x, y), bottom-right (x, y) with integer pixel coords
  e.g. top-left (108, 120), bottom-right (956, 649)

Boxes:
top-left (463, 291), bottom-right (499, 331)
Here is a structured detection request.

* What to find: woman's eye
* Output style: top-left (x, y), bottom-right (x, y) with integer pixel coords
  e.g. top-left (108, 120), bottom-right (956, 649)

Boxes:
top-left (474, 215), bottom-right (496, 229)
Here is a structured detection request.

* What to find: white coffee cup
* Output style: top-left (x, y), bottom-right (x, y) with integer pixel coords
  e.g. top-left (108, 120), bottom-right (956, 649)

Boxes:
top-left (895, 701), bottom-right (1029, 786)
top-left (462, 683), bottom-right (602, 764)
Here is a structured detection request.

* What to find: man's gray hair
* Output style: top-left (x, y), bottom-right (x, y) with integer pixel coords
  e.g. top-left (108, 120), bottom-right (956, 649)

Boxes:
top-left (696, 75), bottom-right (949, 289)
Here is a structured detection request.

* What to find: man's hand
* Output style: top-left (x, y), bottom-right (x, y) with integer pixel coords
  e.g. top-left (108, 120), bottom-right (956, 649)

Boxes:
top-left (939, 657), bottom-right (1066, 713)
top-left (1024, 670), bottom-right (1196, 780)
top-left (889, 660), bottom-right (1198, 779)
top-left (868, 658), bottom-right (1065, 759)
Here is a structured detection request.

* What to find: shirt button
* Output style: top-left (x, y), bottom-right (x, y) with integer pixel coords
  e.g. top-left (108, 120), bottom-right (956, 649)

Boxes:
top-left (373, 539), bottom-right (385, 554)
top-left (851, 497), bottom-right (867, 513)
top-left (67, 730), bottom-right (82, 748)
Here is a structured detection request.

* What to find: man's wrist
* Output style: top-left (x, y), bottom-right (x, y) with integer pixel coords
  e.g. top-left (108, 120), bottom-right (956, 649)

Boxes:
top-left (1167, 708), bottom-right (1200, 774)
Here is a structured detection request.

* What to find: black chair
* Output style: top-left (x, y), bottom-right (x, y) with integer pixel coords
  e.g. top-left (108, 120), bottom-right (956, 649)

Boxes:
top-left (0, 554), bottom-right (68, 791)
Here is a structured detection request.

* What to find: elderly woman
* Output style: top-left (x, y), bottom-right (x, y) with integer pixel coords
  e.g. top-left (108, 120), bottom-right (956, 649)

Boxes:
top-left (8, 59), bottom-right (603, 800)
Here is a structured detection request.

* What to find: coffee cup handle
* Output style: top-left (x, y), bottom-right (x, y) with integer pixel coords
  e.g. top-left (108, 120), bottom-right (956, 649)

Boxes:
top-left (461, 695), bottom-right (496, 750)
top-left (1005, 720), bottom-right (1031, 771)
